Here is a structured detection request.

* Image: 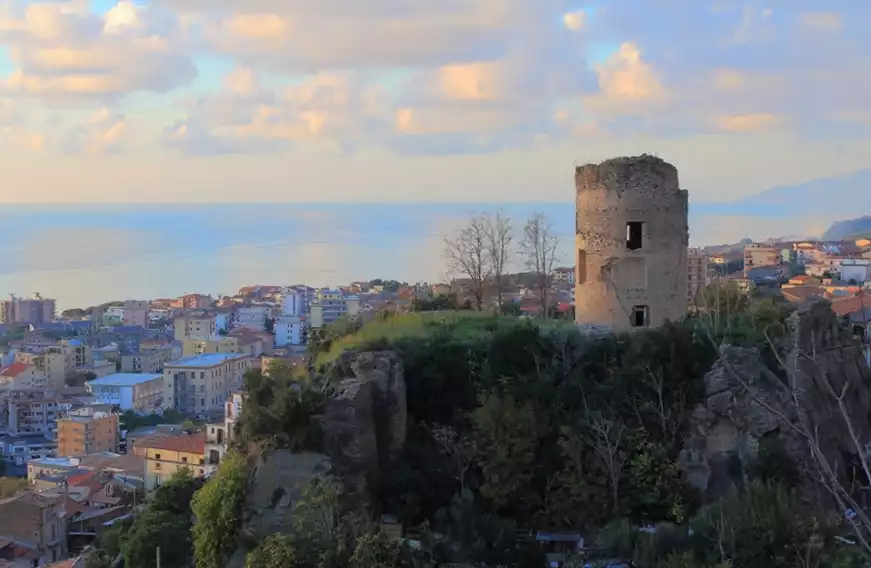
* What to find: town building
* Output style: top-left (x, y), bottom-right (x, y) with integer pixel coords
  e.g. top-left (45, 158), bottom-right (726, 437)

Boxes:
top-left (163, 354), bottom-right (249, 417)
top-left (120, 347), bottom-right (172, 374)
top-left (85, 373), bottom-right (164, 412)
top-left (309, 289), bottom-right (360, 329)
top-left (57, 406), bottom-right (119, 457)
top-left (182, 329), bottom-right (264, 358)
top-left (134, 431), bottom-right (217, 491)
top-left (174, 294), bottom-right (213, 310)
top-left (0, 293), bottom-right (56, 325)
top-left (233, 306), bottom-right (272, 331)
top-left (121, 300), bottom-right (149, 327)
top-left (174, 313), bottom-right (217, 341)
top-left (0, 491), bottom-right (68, 564)
top-left (551, 267), bottom-right (576, 285)
top-left (743, 243), bottom-right (781, 276)
top-left (0, 362), bottom-right (47, 389)
top-left (687, 248), bottom-right (708, 306)
top-left (574, 156), bottom-right (689, 331)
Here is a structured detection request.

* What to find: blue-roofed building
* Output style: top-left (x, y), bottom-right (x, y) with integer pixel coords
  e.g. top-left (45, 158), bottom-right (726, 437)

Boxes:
top-left (86, 373), bottom-right (164, 412)
top-left (163, 353), bottom-right (250, 418)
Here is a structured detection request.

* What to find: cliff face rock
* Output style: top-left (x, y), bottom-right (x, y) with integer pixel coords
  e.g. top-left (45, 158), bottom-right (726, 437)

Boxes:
top-left (322, 351), bottom-right (407, 496)
top-left (680, 300), bottom-right (871, 501)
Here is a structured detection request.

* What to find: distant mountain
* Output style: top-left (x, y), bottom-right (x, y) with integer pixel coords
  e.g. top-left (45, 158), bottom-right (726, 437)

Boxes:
top-left (692, 167), bottom-right (871, 218)
top-left (822, 216), bottom-right (871, 241)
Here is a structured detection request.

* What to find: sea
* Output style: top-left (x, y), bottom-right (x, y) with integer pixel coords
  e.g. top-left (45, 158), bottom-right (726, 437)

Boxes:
top-left (0, 201), bottom-right (769, 310)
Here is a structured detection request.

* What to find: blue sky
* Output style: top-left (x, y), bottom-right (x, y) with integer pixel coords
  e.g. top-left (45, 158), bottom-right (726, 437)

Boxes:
top-left (0, 0), bottom-right (867, 206)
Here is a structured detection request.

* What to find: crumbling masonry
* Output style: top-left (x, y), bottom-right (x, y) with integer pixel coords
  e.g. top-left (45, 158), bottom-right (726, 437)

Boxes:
top-left (574, 155), bottom-right (689, 331)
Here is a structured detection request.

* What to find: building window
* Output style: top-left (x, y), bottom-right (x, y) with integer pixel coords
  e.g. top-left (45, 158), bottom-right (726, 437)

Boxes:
top-left (631, 305), bottom-right (649, 328)
top-left (577, 250), bottom-right (587, 284)
top-left (626, 222), bottom-right (643, 250)
top-left (155, 453), bottom-right (161, 460)
top-left (155, 462), bottom-right (161, 469)
top-left (181, 456), bottom-right (188, 463)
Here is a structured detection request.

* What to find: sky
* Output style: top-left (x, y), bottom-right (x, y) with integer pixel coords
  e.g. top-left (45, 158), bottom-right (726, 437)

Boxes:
top-left (0, 0), bottom-right (869, 204)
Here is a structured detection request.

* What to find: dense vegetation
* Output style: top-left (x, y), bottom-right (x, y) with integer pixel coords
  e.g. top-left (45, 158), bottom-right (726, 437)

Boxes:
top-left (86, 288), bottom-right (867, 567)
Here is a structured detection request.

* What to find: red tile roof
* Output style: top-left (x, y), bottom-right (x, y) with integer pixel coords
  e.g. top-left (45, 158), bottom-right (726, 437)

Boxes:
top-left (135, 431), bottom-right (205, 455)
top-left (832, 295), bottom-right (871, 317)
top-left (0, 362), bottom-right (30, 377)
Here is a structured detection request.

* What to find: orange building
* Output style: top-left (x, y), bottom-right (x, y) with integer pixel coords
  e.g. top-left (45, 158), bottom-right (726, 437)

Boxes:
top-left (57, 408), bottom-right (119, 457)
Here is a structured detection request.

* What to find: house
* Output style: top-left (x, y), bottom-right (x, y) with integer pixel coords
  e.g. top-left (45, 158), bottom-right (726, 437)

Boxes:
top-left (744, 244), bottom-right (781, 276)
top-left (134, 431), bottom-right (216, 491)
top-left (85, 374), bottom-right (164, 412)
top-left (120, 347), bottom-right (171, 374)
top-left (163, 354), bottom-right (249, 417)
top-left (1, 434), bottom-right (57, 466)
top-left (781, 286), bottom-right (827, 304)
top-left (309, 289), bottom-right (360, 329)
top-left (550, 267), bottom-right (575, 285)
top-left (0, 362), bottom-right (47, 390)
top-left (0, 491), bottom-right (68, 564)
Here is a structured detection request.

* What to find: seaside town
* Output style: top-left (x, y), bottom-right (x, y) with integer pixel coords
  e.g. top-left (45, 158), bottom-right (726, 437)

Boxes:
top-left (0, 227), bottom-right (869, 565)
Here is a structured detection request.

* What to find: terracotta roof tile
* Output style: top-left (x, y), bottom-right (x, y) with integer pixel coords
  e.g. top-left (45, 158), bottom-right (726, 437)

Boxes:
top-left (135, 431), bottom-right (205, 455)
top-left (0, 362), bottom-right (30, 378)
top-left (832, 295), bottom-right (871, 316)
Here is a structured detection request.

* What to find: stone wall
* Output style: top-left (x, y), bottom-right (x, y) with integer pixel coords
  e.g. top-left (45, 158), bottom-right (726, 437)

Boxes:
top-left (574, 154), bottom-right (689, 331)
top-left (680, 299), bottom-right (871, 501)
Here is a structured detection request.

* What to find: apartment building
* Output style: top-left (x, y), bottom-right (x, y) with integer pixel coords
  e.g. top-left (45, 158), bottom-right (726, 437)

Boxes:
top-left (163, 354), bottom-right (250, 417)
top-left (122, 300), bottom-right (149, 327)
top-left (135, 431), bottom-right (217, 491)
top-left (687, 248), bottom-right (708, 306)
top-left (176, 294), bottom-right (213, 310)
top-left (43, 339), bottom-right (93, 387)
top-left (0, 293), bottom-right (56, 324)
top-left (0, 491), bottom-right (68, 564)
top-left (309, 289), bottom-right (360, 329)
top-left (174, 313), bottom-right (217, 341)
top-left (182, 331), bottom-right (263, 358)
top-left (743, 244), bottom-right (781, 276)
top-left (120, 347), bottom-right (172, 374)
top-left (233, 306), bottom-right (271, 331)
top-left (274, 315), bottom-right (305, 347)
top-left (56, 405), bottom-right (119, 457)
top-left (86, 373), bottom-right (164, 412)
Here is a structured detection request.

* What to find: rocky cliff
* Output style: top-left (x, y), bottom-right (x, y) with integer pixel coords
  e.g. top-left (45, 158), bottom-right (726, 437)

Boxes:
top-left (680, 300), bottom-right (871, 501)
top-left (322, 350), bottom-right (408, 499)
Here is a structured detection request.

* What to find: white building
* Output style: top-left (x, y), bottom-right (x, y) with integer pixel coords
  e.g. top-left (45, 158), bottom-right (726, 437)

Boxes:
top-left (163, 354), bottom-right (250, 418)
top-left (840, 259), bottom-right (871, 283)
top-left (274, 316), bottom-right (304, 347)
top-left (86, 373), bottom-right (164, 412)
top-left (233, 306), bottom-right (271, 331)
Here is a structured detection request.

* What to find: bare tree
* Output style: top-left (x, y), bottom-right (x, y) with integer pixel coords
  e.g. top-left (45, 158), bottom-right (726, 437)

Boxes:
top-left (584, 412), bottom-right (627, 513)
top-left (484, 211), bottom-right (513, 314)
top-left (697, 309), bottom-right (871, 559)
top-left (427, 423), bottom-right (478, 492)
top-left (444, 215), bottom-right (491, 311)
top-left (519, 212), bottom-right (560, 318)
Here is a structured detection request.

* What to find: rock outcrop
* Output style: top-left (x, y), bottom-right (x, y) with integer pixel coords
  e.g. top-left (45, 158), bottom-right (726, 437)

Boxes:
top-left (322, 350), bottom-right (407, 498)
top-left (680, 299), bottom-right (871, 501)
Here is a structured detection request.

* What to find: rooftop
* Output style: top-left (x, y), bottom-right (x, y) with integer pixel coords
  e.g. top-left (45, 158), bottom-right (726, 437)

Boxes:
top-left (166, 353), bottom-right (246, 368)
top-left (87, 373), bottom-right (163, 387)
top-left (134, 431), bottom-right (205, 455)
top-left (0, 362), bottom-right (31, 378)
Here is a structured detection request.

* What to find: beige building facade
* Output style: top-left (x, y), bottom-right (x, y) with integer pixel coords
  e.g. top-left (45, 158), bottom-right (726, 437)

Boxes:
top-left (574, 155), bottom-right (689, 331)
top-left (174, 313), bottom-right (217, 341)
top-left (163, 353), bottom-right (250, 417)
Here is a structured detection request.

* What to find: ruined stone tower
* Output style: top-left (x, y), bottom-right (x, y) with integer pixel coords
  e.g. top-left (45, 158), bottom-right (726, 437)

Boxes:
top-left (574, 155), bottom-right (689, 331)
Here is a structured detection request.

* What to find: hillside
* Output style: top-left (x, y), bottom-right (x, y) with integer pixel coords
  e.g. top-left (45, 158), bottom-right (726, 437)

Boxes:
top-left (822, 215), bottom-right (871, 241)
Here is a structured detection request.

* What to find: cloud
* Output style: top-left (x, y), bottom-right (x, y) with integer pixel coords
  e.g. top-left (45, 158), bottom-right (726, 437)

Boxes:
top-left (581, 42), bottom-right (668, 117)
top-left (0, 0), bottom-right (196, 99)
top-left (799, 12), bottom-right (843, 32)
top-left (185, 0), bottom-right (527, 73)
top-left (712, 113), bottom-right (784, 133)
top-left (562, 10), bottom-right (585, 32)
top-left (63, 108), bottom-right (127, 153)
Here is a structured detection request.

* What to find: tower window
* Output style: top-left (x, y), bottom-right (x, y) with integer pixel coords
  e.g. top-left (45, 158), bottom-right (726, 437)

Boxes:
top-left (577, 250), bottom-right (587, 284)
top-left (631, 305), bottom-right (649, 328)
top-left (626, 222), bottom-right (643, 250)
